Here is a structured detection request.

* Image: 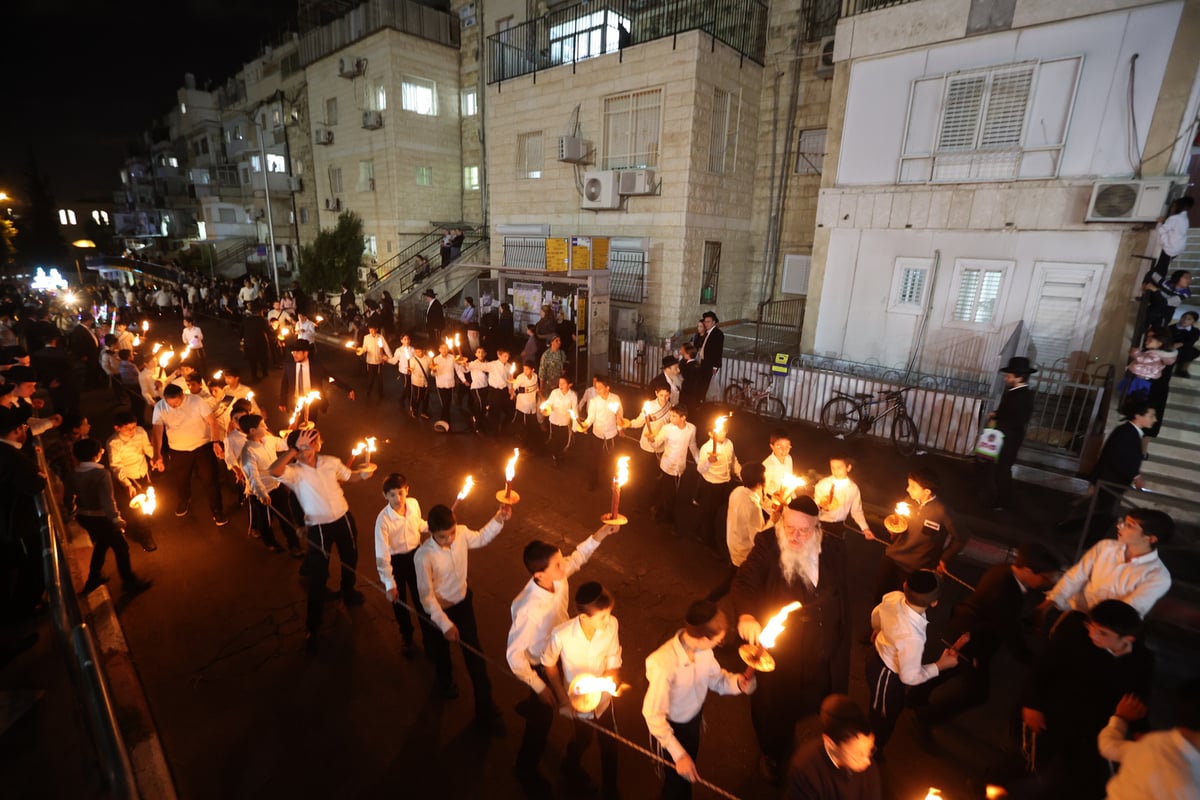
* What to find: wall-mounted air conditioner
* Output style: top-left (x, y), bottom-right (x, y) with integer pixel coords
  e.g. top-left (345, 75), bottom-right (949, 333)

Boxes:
top-left (816, 36), bottom-right (835, 77)
top-left (582, 171), bottom-right (621, 210)
top-left (362, 110), bottom-right (383, 130)
top-left (1084, 178), bottom-right (1179, 222)
top-left (618, 168), bottom-right (656, 196)
top-left (338, 57), bottom-right (365, 78)
top-left (558, 136), bottom-right (591, 163)
top-left (315, 127), bottom-right (334, 145)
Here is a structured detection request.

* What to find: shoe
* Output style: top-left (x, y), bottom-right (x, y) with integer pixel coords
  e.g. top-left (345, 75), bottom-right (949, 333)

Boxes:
top-left (142, 538), bottom-right (158, 552)
top-left (288, 545), bottom-right (304, 559)
top-left (402, 641), bottom-right (421, 659)
top-left (213, 514), bottom-right (229, 527)
top-left (174, 503), bottom-right (190, 517)
top-left (80, 575), bottom-right (110, 594)
top-left (123, 577), bottom-right (152, 595)
top-left (341, 588), bottom-right (366, 606)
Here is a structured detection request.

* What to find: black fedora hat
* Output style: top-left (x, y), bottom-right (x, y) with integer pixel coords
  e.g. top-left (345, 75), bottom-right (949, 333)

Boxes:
top-left (1000, 356), bottom-right (1036, 375)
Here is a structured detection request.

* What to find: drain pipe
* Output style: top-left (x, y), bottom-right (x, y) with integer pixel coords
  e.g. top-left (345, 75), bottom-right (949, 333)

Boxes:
top-left (905, 248), bottom-right (941, 379)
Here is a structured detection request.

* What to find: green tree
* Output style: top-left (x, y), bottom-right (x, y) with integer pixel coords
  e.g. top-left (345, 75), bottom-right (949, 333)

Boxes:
top-left (296, 211), bottom-right (367, 294)
top-left (12, 151), bottom-right (68, 272)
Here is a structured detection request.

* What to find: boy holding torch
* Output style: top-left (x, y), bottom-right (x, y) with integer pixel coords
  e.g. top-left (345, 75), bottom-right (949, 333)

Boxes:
top-left (871, 469), bottom-right (966, 602)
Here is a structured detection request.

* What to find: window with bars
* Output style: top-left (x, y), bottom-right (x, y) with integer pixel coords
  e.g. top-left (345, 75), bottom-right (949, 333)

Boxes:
top-left (795, 128), bottom-right (826, 175)
top-left (709, 88), bottom-right (739, 174)
top-left (950, 260), bottom-right (1009, 325)
top-left (603, 88), bottom-right (662, 170)
top-left (370, 82), bottom-right (387, 111)
top-left (900, 57), bottom-right (1081, 183)
top-left (609, 250), bottom-right (648, 303)
top-left (402, 77), bottom-right (437, 116)
top-left (889, 257), bottom-right (932, 314)
top-left (517, 131), bottom-right (543, 179)
top-left (700, 242), bottom-right (721, 304)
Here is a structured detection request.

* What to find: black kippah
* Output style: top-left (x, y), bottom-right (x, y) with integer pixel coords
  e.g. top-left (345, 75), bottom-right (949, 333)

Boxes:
top-left (788, 495), bottom-right (819, 516)
top-left (907, 569), bottom-right (939, 595)
top-left (575, 581), bottom-right (604, 607)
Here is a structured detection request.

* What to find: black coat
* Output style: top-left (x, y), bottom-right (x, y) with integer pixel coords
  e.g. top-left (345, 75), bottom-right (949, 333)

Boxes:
top-left (240, 313), bottom-right (273, 356)
top-left (0, 440), bottom-right (46, 546)
top-left (68, 323), bottom-right (100, 364)
top-left (946, 563), bottom-right (1035, 665)
top-left (679, 358), bottom-right (706, 408)
top-left (698, 326), bottom-right (724, 373)
top-left (425, 299), bottom-right (444, 332)
top-left (993, 384), bottom-right (1034, 443)
top-left (279, 358), bottom-right (355, 418)
top-left (1088, 421), bottom-right (1143, 488)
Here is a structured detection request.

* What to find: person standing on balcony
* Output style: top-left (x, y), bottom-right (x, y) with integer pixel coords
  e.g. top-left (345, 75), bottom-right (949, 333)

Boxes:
top-left (978, 356), bottom-right (1036, 511)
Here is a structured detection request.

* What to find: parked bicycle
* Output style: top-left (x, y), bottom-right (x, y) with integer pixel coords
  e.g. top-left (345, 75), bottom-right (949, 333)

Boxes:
top-left (723, 373), bottom-right (786, 420)
top-left (820, 386), bottom-right (920, 456)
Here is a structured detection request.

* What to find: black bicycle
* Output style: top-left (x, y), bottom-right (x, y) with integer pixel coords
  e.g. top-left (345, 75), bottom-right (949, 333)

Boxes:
top-left (723, 373), bottom-right (786, 419)
top-left (820, 386), bottom-right (919, 456)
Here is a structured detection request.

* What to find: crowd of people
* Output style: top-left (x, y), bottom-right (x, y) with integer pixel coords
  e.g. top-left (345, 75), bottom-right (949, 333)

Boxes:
top-left (0, 271), bottom-right (1196, 800)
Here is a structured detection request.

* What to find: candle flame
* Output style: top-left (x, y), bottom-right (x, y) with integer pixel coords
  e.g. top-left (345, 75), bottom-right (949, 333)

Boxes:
top-left (540, 400), bottom-right (552, 415)
top-left (132, 335), bottom-right (141, 347)
top-left (569, 409), bottom-right (578, 420)
top-left (759, 601), bottom-right (803, 649)
top-left (713, 415), bottom-right (729, 436)
top-left (129, 487), bottom-right (157, 515)
top-left (212, 370), bottom-right (223, 380)
top-left (505, 448), bottom-right (520, 482)
top-left (157, 350), bottom-right (173, 368)
top-left (895, 502), bottom-right (911, 516)
top-left (366, 437), bottom-right (377, 453)
top-left (246, 391), bottom-right (255, 400)
top-left (607, 400), bottom-right (619, 414)
top-left (509, 363), bottom-right (516, 376)
top-left (642, 400), bottom-right (655, 415)
top-left (345, 341), bottom-right (356, 349)
top-left (279, 327), bottom-right (290, 337)
top-left (456, 475), bottom-right (475, 501)
top-left (180, 346), bottom-right (192, 361)
top-left (152, 342), bottom-right (162, 354)
top-left (352, 442), bottom-right (366, 456)
top-left (141, 321), bottom-right (149, 332)
top-left (315, 315), bottom-right (324, 323)
top-left (571, 675), bottom-right (618, 696)
top-left (427, 350), bottom-right (435, 358)
top-left (985, 788), bottom-right (1008, 800)
top-left (924, 790), bottom-right (943, 800)
top-left (781, 474), bottom-right (806, 491)
top-left (614, 456), bottom-right (630, 487)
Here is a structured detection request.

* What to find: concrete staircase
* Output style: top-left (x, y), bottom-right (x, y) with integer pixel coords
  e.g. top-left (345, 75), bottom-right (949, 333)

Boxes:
top-left (1140, 374), bottom-right (1200, 506)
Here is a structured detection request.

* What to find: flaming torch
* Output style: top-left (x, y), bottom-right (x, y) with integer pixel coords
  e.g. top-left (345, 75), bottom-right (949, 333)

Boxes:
top-left (452, 476), bottom-right (475, 511)
top-left (567, 674), bottom-right (630, 714)
top-left (495, 448), bottom-right (521, 505)
top-left (129, 487), bottom-right (157, 516)
top-left (923, 791), bottom-right (944, 800)
top-left (739, 601), bottom-right (803, 675)
top-left (885, 502), bottom-right (911, 535)
top-left (710, 413), bottom-right (730, 445)
top-left (602, 456), bottom-right (631, 525)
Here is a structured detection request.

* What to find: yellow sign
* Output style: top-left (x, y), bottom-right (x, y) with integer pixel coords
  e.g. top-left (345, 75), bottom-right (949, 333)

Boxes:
top-left (591, 237), bottom-right (609, 271)
top-left (571, 237), bottom-right (591, 272)
top-left (545, 238), bottom-right (569, 272)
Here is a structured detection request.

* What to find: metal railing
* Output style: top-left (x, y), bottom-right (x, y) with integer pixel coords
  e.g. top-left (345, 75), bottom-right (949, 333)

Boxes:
top-left (299, 0), bottom-right (460, 67)
top-left (1022, 362), bottom-right (1115, 474)
top-left (753, 297), bottom-right (805, 360)
top-left (34, 441), bottom-right (138, 799)
top-left (368, 229), bottom-right (486, 290)
top-left (840, 0), bottom-right (922, 17)
top-left (616, 340), bottom-right (988, 455)
top-left (487, 0), bottom-right (768, 84)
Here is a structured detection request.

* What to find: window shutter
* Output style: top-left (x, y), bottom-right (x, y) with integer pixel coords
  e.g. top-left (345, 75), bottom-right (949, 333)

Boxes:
top-left (937, 75), bottom-right (986, 151)
top-left (953, 269), bottom-right (982, 321)
top-left (897, 267), bottom-right (926, 305)
top-left (979, 68), bottom-right (1032, 149)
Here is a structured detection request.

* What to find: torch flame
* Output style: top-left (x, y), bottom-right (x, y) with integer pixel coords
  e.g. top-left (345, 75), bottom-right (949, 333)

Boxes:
top-left (352, 442), bottom-right (366, 457)
top-left (129, 487), bottom-right (157, 516)
top-left (180, 346), bottom-right (192, 361)
top-left (759, 601), bottom-right (803, 649)
top-left (152, 342), bottom-right (162, 354)
top-left (366, 437), bottom-right (377, 454)
top-left (315, 315), bottom-right (324, 323)
top-left (713, 415), bottom-right (729, 436)
top-left (607, 400), bottom-right (619, 415)
top-left (781, 474), bottom-right (806, 491)
top-left (924, 790), bottom-right (943, 800)
top-left (985, 788), bottom-right (1008, 800)
top-left (157, 350), bottom-right (173, 368)
top-left (504, 448), bottom-right (520, 483)
top-left (279, 327), bottom-right (290, 337)
top-left (615, 456), bottom-right (630, 488)
top-left (212, 370), bottom-right (223, 380)
top-left (456, 476), bottom-right (475, 501)
top-left (246, 391), bottom-right (255, 401)
top-left (141, 321), bottom-right (149, 332)
top-left (540, 400), bottom-right (552, 415)
top-left (132, 335), bottom-right (141, 347)
top-left (345, 341), bottom-right (356, 349)
top-left (895, 502), bottom-right (911, 516)
top-left (571, 675), bottom-right (618, 696)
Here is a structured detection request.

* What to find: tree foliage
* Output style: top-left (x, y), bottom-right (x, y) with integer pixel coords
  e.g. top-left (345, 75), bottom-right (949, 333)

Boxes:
top-left (296, 211), bottom-right (366, 294)
top-left (13, 151), bottom-right (68, 271)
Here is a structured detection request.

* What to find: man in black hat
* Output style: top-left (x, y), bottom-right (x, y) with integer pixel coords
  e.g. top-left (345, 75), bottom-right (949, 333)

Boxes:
top-left (659, 355), bottom-right (682, 406)
top-left (0, 404), bottom-right (47, 621)
top-left (279, 340), bottom-right (356, 425)
top-left (979, 356), bottom-right (1036, 510)
top-left (423, 289), bottom-right (444, 347)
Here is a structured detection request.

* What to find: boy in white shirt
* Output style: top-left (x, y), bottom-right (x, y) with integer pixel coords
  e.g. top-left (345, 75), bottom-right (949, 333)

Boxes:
top-left (464, 347), bottom-right (492, 434)
top-left (625, 379), bottom-right (673, 511)
top-left (543, 582), bottom-right (623, 797)
top-left (696, 417), bottom-right (741, 554)
top-left (355, 323), bottom-right (392, 403)
top-left (577, 375), bottom-right (624, 492)
top-left (542, 376), bottom-right (578, 466)
top-left (512, 360), bottom-right (542, 451)
top-left (486, 349), bottom-right (515, 436)
top-left (239, 414), bottom-right (301, 556)
top-left (374, 472), bottom-right (425, 657)
top-left (643, 600), bottom-right (755, 797)
top-left (388, 332), bottom-right (416, 412)
top-left (708, 462), bottom-right (777, 601)
top-left (813, 455), bottom-right (873, 540)
top-left (761, 430), bottom-right (794, 511)
top-left (106, 409), bottom-right (157, 552)
top-left (407, 348), bottom-right (433, 419)
top-left (430, 342), bottom-right (464, 429)
top-left (651, 404), bottom-right (700, 525)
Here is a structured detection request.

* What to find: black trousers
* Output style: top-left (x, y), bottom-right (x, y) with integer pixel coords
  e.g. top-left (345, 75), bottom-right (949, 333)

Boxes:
top-left (637, 449), bottom-right (660, 510)
top-left (410, 385), bottom-right (430, 416)
top-left (364, 363), bottom-right (385, 400)
top-left (303, 513), bottom-right (359, 634)
top-left (468, 387), bottom-right (489, 432)
top-left (167, 445), bottom-right (223, 515)
top-left (751, 656), bottom-right (832, 764)
top-left (695, 479), bottom-right (733, 552)
top-left (515, 410), bottom-right (541, 453)
top-left (978, 434), bottom-right (1023, 508)
top-left (515, 669), bottom-right (554, 775)
top-left (566, 704), bottom-right (619, 795)
top-left (865, 649), bottom-right (906, 750)
top-left (247, 487), bottom-right (300, 549)
top-left (547, 423), bottom-right (573, 461)
top-left (78, 515), bottom-right (135, 584)
top-left (115, 474), bottom-right (154, 549)
top-left (659, 712), bottom-right (702, 800)
top-left (488, 387), bottom-right (513, 435)
top-left (656, 471), bottom-right (683, 524)
top-left (388, 551), bottom-right (420, 643)
top-left (396, 372), bottom-right (412, 409)
top-left (585, 434), bottom-right (619, 491)
top-left (422, 589), bottom-right (494, 714)
top-left (245, 348), bottom-right (269, 382)
top-left (436, 386), bottom-right (454, 424)
top-left (910, 656), bottom-right (991, 728)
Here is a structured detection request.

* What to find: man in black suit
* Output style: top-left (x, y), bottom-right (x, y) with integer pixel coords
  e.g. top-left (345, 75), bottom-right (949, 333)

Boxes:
top-left (423, 288), bottom-right (444, 347)
top-left (31, 334), bottom-right (79, 418)
top-left (68, 312), bottom-right (104, 388)
top-left (21, 308), bottom-right (60, 355)
top-left (278, 340), bottom-right (356, 425)
top-left (0, 405), bottom-right (47, 622)
top-left (696, 310), bottom-right (725, 402)
top-left (240, 304), bottom-right (274, 381)
top-left (979, 356), bottom-right (1036, 510)
top-left (733, 495), bottom-right (851, 785)
top-left (1059, 398), bottom-right (1155, 541)
top-left (678, 343), bottom-right (706, 409)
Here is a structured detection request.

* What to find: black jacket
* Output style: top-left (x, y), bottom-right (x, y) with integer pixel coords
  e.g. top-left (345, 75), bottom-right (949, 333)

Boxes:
top-left (947, 563), bottom-right (1036, 665)
top-left (279, 358), bottom-right (354, 416)
top-left (1088, 421), bottom-right (1143, 488)
top-left (698, 326), bottom-right (724, 372)
top-left (425, 299), bottom-right (445, 331)
top-left (0, 440), bottom-right (46, 546)
top-left (993, 384), bottom-right (1034, 443)
top-left (240, 313), bottom-right (273, 355)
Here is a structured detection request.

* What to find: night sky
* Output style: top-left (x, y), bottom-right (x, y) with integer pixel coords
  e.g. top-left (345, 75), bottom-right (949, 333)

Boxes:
top-left (1, 0), bottom-right (298, 205)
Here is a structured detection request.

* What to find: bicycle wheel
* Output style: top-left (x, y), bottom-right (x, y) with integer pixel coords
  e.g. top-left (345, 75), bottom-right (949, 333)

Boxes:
top-left (821, 397), bottom-right (862, 437)
top-left (891, 413), bottom-right (919, 456)
top-left (723, 384), bottom-right (747, 409)
top-left (756, 396), bottom-right (786, 420)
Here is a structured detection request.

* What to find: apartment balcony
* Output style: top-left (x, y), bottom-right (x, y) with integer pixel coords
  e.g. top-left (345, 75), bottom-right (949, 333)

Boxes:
top-left (487, 0), bottom-right (767, 85)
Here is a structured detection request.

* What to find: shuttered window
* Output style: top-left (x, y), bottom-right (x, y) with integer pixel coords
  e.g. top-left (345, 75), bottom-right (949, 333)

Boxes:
top-left (897, 267), bottom-right (926, 305)
top-left (795, 129), bottom-right (826, 175)
top-left (517, 131), bottom-right (543, 179)
top-left (709, 88), bottom-right (739, 174)
top-left (951, 261), bottom-right (1009, 325)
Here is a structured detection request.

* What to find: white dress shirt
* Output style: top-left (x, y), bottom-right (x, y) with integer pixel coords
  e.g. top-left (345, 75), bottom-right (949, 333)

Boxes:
top-left (697, 438), bottom-right (741, 484)
top-left (1099, 717), bottom-right (1200, 800)
top-left (431, 354), bottom-right (460, 389)
top-left (627, 398), bottom-right (672, 453)
top-left (1157, 210), bottom-right (1190, 257)
top-left (374, 497), bottom-right (425, 593)
top-left (391, 344), bottom-right (416, 376)
top-left (506, 536), bottom-right (601, 693)
top-left (296, 319), bottom-right (316, 343)
top-left (181, 325), bottom-right (204, 349)
top-left (581, 393), bottom-right (623, 441)
top-left (642, 632), bottom-right (743, 760)
top-left (654, 422), bottom-right (700, 477)
top-left (870, 591), bottom-right (939, 686)
top-left (1047, 539), bottom-right (1172, 617)
top-left (409, 353), bottom-right (431, 388)
top-left (487, 359), bottom-right (513, 390)
top-left (276, 455), bottom-right (352, 526)
top-left (359, 334), bottom-right (392, 366)
top-left (292, 361), bottom-right (313, 398)
top-left (415, 516), bottom-right (505, 633)
top-left (241, 436), bottom-right (287, 500)
top-left (152, 395), bottom-right (213, 452)
top-left (466, 359), bottom-right (490, 390)
top-left (223, 428), bottom-right (247, 472)
top-left (542, 614), bottom-right (622, 718)
top-left (512, 372), bottom-right (540, 414)
top-left (813, 476), bottom-right (870, 531)
top-left (726, 485), bottom-right (771, 567)
top-left (543, 388), bottom-right (578, 427)
top-left (762, 453), bottom-right (794, 498)
top-left (138, 366), bottom-right (159, 404)
top-left (106, 429), bottom-right (153, 487)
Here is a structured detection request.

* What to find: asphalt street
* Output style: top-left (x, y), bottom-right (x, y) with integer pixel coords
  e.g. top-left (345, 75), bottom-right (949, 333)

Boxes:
top-left (30, 313), bottom-right (1200, 800)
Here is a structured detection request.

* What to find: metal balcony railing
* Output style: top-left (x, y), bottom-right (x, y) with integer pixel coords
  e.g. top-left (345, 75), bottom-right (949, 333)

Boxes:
top-left (487, 0), bottom-right (768, 85)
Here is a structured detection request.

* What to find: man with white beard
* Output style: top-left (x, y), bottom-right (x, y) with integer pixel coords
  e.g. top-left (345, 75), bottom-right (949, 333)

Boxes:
top-left (733, 495), bottom-right (851, 787)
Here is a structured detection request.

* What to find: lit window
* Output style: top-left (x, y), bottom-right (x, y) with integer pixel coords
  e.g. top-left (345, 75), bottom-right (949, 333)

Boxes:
top-left (464, 166), bottom-right (480, 191)
top-left (416, 166), bottom-right (433, 186)
top-left (373, 83), bottom-right (387, 111)
top-left (181, 102), bottom-right (188, 114)
top-left (250, 155), bottom-right (263, 173)
top-left (549, 9), bottom-right (630, 64)
top-left (700, 242), bottom-right (720, 304)
top-left (462, 88), bottom-right (478, 117)
top-left (402, 77), bottom-right (438, 116)
top-left (267, 155), bottom-right (286, 173)
top-left (602, 88), bottom-right (662, 170)
top-left (517, 131), bottom-right (543, 179)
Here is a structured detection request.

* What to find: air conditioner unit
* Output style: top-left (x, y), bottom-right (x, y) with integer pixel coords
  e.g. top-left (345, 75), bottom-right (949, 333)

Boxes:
top-left (582, 170), bottom-right (621, 210)
top-left (618, 168), bottom-right (656, 196)
top-left (338, 57), bottom-right (364, 78)
top-left (362, 110), bottom-right (383, 130)
top-left (558, 136), bottom-right (592, 164)
top-left (1085, 178), bottom-right (1178, 222)
top-left (816, 36), bottom-right (835, 77)
top-left (315, 127), bottom-right (334, 145)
